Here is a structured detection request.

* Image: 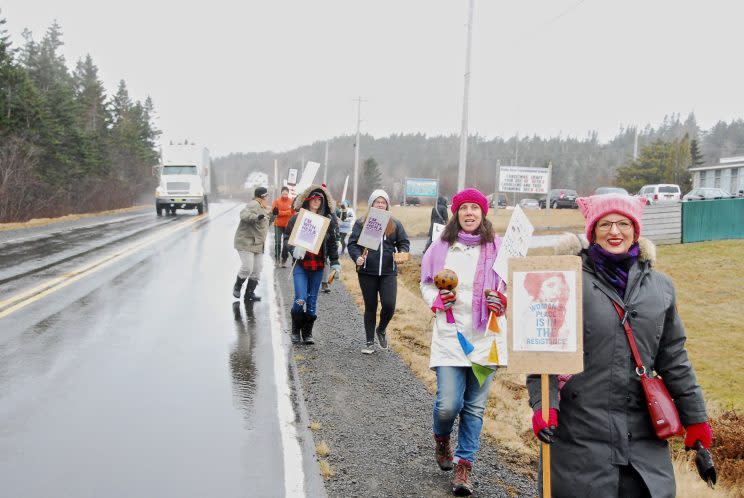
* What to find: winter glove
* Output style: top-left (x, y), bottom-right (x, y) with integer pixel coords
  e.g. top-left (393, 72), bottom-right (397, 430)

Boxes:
top-left (532, 408), bottom-right (558, 444)
top-left (684, 422), bottom-right (713, 450)
top-left (257, 214), bottom-right (265, 220)
top-left (331, 264), bottom-right (342, 279)
top-left (439, 289), bottom-right (456, 310)
top-left (272, 207), bottom-right (279, 215)
top-left (485, 289), bottom-right (508, 316)
top-left (292, 247), bottom-right (306, 260)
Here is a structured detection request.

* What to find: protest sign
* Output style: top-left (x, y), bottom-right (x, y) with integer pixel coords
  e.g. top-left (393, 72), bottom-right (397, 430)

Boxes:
top-left (492, 205), bottom-right (533, 282)
top-left (294, 161), bottom-right (320, 195)
top-left (287, 208), bottom-right (330, 254)
top-left (432, 222), bottom-right (445, 240)
top-left (356, 207), bottom-right (391, 250)
top-left (287, 168), bottom-right (298, 185)
top-left (341, 175), bottom-right (349, 206)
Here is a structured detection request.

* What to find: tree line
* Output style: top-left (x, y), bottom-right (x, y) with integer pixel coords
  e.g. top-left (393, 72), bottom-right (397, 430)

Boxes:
top-left (0, 14), bottom-right (159, 222)
top-left (216, 113), bottom-right (744, 204)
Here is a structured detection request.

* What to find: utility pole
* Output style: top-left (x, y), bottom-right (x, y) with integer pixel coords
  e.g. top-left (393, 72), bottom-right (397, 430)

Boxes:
top-left (353, 96), bottom-right (364, 210)
top-left (323, 140), bottom-right (329, 185)
top-left (457, 0), bottom-right (475, 192)
top-left (514, 132), bottom-right (519, 165)
top-left (633, 127), bottom-right (639, 160)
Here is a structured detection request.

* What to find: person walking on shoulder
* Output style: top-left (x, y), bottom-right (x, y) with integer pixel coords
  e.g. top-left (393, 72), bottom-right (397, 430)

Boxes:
top-left (420, 188), bottom-right (506, 496)
top-left (347, 189), bottom-right (410, 354)
top-left (527, 193), bottom-right (713, 497)
top-left (271, 186), bottom-right (294, 267)
top-left (337, 201), bottom-right (355, 254)
top-left (284, 184), bottom-right (341, 345)
top-left (233, 187), bottom-right (271, 301)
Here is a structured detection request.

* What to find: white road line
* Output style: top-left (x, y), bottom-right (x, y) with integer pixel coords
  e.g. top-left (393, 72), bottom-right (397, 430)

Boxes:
top-left (264, 254), bottom-right (306, 497)
top-left (0, 212), bottom-right (150, 246)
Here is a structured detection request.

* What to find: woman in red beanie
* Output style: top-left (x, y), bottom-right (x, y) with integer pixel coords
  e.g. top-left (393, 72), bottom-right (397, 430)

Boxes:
top-left (420, 188), bottom-right (506, 496)
top-left (527, 193), bottom-right (713, 497)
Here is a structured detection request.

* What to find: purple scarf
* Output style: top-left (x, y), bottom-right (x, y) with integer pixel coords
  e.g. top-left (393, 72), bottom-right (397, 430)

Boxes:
top-left (421, 232), bottom-right (503, 331)
top-left (588, 243), bottom-right (640, 298)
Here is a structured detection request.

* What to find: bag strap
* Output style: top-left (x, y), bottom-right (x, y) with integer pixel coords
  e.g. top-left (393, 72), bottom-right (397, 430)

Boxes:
top-left (611, 301), bottom-right (647, 376)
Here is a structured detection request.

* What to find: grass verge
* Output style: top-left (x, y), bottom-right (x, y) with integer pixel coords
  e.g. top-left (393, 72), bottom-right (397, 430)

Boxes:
top-left (0, 205), bottom-right (148, 231)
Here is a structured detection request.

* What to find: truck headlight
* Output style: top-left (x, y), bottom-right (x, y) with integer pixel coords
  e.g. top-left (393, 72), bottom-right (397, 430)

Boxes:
top-left (156, 187), bottom-right (164, 197)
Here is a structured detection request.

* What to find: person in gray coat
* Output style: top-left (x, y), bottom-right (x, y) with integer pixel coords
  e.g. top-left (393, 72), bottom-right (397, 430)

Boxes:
top-left (527, 193), bottom-right (713, 498)
top-left (232, 187), bottom-right (271, 301)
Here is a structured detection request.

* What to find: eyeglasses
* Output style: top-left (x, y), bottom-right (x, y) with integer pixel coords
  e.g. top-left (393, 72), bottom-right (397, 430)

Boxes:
top-left (596, 220), bottom-right (633, 232)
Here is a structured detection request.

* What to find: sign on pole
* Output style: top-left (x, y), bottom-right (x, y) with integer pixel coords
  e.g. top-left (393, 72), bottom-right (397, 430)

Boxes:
top-left (492, 205), bottom-right (534, 282)
top-left (287, 208), bottom-right (331, 255)
top-left (341, 175), bottom-right (349, 205)
top-left (356, 207), bottom-right (391, 250)
top-left (294, 161), bottom-right (320, 195)
top-left (287, 168), bottom-right (298, 185)
top-left (404, 178), bottom-right (439, 198)
top-left (498, 166), bottom-right (550, 194)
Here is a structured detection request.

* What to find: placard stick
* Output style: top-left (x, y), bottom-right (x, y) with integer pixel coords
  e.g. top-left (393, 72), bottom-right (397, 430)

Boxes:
top-left (541, 374), bottom-right (551, 498)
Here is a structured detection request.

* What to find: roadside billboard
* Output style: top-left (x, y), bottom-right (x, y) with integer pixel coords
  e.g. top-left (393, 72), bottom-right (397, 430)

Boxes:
top-left (404, 178), bottom-right (439, 200)
top-left (498, 166), bottom-right (550, 194)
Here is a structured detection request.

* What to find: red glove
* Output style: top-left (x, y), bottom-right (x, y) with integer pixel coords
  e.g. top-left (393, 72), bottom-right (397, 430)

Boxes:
top-left (485, 290), bottom-right (508, 316)
top-left (439, 289), bottom-right (456, 310)
top-left (684, 422), bottom-right (713, 449)
top-left (532, 408), bottom-right (558, 444)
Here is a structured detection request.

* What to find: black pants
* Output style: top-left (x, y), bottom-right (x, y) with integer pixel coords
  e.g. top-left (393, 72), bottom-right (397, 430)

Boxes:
top-left (274, 225), bottom-right (289, 262)
top-left (358, 273), bottom-right (397, 344)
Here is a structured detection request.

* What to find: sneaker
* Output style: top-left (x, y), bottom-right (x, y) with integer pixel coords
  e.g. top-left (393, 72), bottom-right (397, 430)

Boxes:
top-left (321, 282), bottom-right (330, 293)
top-left (451, 460), bottom-right (474, 496)
top-left (376, 328), bottom-right (388, 349)
top-left (361, 343), bottom-right (375, 354)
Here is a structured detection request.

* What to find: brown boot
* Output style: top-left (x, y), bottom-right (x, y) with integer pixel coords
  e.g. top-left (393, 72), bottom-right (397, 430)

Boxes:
top-left (451, 459), bottom-right (473, 496)
top-left (434, 434), bottom-right (453, 471)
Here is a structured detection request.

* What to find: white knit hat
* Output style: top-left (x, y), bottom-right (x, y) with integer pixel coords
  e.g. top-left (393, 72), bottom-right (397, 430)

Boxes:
top-left (368, 189), bottom-right (390, 210)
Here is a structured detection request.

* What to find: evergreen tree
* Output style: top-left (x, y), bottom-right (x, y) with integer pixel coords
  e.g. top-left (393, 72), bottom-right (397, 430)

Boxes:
top-left (690, 137), bottom-right (705, 168)
top-left (361, 156), bottom-right (382, 199)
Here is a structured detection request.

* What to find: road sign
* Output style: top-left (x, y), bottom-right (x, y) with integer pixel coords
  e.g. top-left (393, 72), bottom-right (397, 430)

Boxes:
top-left (498, 166), bottom-right (550, 194)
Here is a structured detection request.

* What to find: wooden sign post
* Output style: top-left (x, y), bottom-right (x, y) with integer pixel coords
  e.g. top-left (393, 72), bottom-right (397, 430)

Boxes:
top-left (506, 255), bottom-right (584, 498)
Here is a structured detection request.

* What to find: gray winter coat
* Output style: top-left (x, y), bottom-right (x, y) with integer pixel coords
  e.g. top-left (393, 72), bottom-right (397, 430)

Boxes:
top-left (234, 199), bottom-right (271, 253)
top-left (527, 235), bottom-right (707, 498)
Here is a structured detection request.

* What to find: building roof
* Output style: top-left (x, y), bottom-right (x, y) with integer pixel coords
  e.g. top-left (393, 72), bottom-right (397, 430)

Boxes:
top-left (690, 156), bottom-right (744, 172)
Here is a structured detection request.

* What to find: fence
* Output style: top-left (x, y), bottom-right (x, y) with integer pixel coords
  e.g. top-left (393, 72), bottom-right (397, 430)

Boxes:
top-left (682, 198), bottom-right (744, 243)
top-left (642, 203), bottom-right (682, 245)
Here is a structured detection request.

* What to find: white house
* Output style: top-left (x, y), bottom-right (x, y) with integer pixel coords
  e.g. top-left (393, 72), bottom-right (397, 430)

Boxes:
top-left (689, 156), bottom-right (744, 194)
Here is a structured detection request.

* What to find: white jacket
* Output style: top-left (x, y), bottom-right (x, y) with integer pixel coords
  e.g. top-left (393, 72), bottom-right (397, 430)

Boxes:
top-left (420, 242), bottom-right (506, 368)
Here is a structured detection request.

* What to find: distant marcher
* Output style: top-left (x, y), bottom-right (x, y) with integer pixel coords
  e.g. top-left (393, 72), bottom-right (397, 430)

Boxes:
top-left (527, 193), bottom-right (713, 497)
top-left (233, 187), bottom-right (271, 301)
top-left (284, 184), bottom-right (341, 345)
top-left (425, 195), bottom-right (449, 253)
top-left (271, 186), bottom-right (294, 267)
top-left (337, 201), bottom-right (355, 254)
top-left (420, 188), bottom-right (506, 496)
top-left (348, 189), bottom-right (410, 354)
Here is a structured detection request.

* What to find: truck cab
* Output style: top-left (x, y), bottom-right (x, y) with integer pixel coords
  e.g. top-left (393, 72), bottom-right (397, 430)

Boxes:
top-left (155, 144), bottom-right (211, 215)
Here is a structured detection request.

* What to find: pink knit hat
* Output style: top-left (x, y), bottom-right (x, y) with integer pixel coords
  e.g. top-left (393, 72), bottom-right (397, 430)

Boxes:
top-left (451, 188), bottom-right (488, 216)
top-left (576, 194), bottom-right (647, 242)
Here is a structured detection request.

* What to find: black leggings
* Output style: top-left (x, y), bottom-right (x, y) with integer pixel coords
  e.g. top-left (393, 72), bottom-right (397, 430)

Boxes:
top-left (358, 273), bottom-right (397, 343)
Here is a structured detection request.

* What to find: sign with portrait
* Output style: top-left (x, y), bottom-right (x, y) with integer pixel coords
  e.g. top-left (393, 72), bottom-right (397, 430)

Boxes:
top-left (506, 256), bottom-right (584, 374)
top-left (287, 208), bottom-right (331, 255)
top-left (356, 207), bottom-right (391, 250)
top-left (492, 205), bottom-right (534, 282)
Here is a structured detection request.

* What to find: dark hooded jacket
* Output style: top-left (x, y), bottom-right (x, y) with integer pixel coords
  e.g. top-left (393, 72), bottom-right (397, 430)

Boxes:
top-left (526, 234), bottom-right (708, 498)
top-left (347, 216), bottom-right (410, 276)
top-left (284, 185), bottom-right (340, 266)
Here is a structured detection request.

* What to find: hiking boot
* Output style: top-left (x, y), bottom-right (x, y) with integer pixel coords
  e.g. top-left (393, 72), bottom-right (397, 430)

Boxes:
top-left (361, 342), bottom-right (375, 354)
top-left (376, 328), bottom-right (388, 349)
top-left (290, 310), bottom-right (304, 344)
top-left (451, 460), bottom-right (474, 496)
top-left (321, 282), bottom-right (330, 293)
top-left (302, 314), bottom-right (316, 345)
top-left (232, 276), bottom-right (246, 299)
top-left (244, 278), bottom-right (261, 302)
top-left (434, 434), bottom-right (453, 471)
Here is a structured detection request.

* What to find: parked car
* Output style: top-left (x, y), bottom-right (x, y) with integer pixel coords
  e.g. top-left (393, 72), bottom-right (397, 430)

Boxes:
top-left (519, 198), bottom-right (540, 210)
top-left (539, 188), bottom-right (578, 209)
top-left (488, 193), bottom-right (508, 209)
top-left (682, 187), bottom-right (735, 201)
top-left (638, 184), bottom-right (681, 204)
top-left (594, 186), bottom-right (629, 196)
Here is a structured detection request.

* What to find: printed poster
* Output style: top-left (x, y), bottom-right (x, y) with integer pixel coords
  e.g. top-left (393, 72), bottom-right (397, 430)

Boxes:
top-left (287, 208), bottom-right (330, 254)
top-left (432, 222), bottom-right (445, 240)
top-left (357, 207), bottom-right (391, 250)
top-left (493, 205), bottom-right (534, 283)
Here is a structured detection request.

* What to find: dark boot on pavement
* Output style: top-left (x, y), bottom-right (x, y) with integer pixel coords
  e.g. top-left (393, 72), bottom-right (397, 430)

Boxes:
top-left (434, 434), bottom-right (454, 471)
top-left (301, 314), bottom-right (317, 344)
top-left (321, 282), bottom-right (330, 293)
top-left (376, 327), bottom-right (388, 349)
top-left (244, 278), bottom-right (262, 302)
top-left (232, 276), bottom-right (246, 299)
top-left (451, 459), bottom-right (474, 496)
top-left (290, 310), bottom-right (304, 344)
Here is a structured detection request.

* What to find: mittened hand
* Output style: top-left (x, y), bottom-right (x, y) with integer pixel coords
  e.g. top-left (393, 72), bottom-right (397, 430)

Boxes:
top-left (439, 289), bottom-right (456, 310)
top-left (684, 421), bottom-right (713, 450)
top-left (331, 264), bottom-right (342, 279)
top-left (292, 247), bottom-right (306, 260)
top-left (486, 290), bottom-right (508, 316)
top-left (532, 408), bottom-right (559, 444)
top-left (272, 207), bottom-right (279, 215)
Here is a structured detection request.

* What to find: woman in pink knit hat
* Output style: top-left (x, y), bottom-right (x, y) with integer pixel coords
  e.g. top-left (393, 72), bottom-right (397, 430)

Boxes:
top-left (527, 193), bottom-right (714, 497)
top-left (420, 188), bottom-right (507, 496)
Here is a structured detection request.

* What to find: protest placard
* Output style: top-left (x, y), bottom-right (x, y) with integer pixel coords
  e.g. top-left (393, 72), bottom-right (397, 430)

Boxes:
top-left (287, 208), bottom-right (330, 254)
top-left (294, 161), bottom-right (320, 195)
top-left (432, 222), bottom-right (445, 241)
top-left (492, 205), bottom-right (534, 282)
top-left (356, 207), bottom-right (391, 250)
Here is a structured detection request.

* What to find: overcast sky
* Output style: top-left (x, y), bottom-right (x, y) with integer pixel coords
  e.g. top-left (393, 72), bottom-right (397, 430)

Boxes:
top-left (2, 0), bottom-right (742, 156)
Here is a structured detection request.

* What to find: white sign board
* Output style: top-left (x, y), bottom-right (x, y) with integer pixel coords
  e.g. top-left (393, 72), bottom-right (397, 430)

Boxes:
top-left (432, 222), bottom-right (445, 241)
top-left (341, 175), bottom-right (349, 206)
top-left (287, 168), bottom-right (298, 185)
top-left (294, 161), bottom-right (320, 195)
top-left (287, 208), bottom-right (330, 254)
top-left (357, 207), bottom-right (391, 250)
top-left (499, 166), bottom-right (550, 194)
top-left (492, 205), bottom-right (534, 282)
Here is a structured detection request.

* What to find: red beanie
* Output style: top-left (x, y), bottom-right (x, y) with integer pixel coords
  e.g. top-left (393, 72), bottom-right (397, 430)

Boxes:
top-left (451, 188), bottom-right (488, 216)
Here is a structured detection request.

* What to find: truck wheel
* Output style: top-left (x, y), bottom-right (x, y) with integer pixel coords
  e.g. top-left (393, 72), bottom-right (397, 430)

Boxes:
top-left (156, 205), bottom-right (163, 216)
top-left (197, 203), bottom-right (204, 215)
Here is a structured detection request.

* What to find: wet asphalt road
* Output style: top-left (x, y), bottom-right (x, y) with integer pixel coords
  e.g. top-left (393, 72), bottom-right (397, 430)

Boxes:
top-left (0, 202), bottom-right (317, 498)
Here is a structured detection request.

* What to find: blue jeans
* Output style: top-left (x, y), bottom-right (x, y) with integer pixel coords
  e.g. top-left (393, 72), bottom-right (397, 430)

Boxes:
top-left (432, 366), bottom-right (493, 463)
top-left (292, 264), bottom-right (324, 316)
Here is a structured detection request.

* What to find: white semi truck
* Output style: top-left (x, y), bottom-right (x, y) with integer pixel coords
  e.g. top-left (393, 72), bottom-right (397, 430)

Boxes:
top-left (155, 144), bottom-right (211, 215)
